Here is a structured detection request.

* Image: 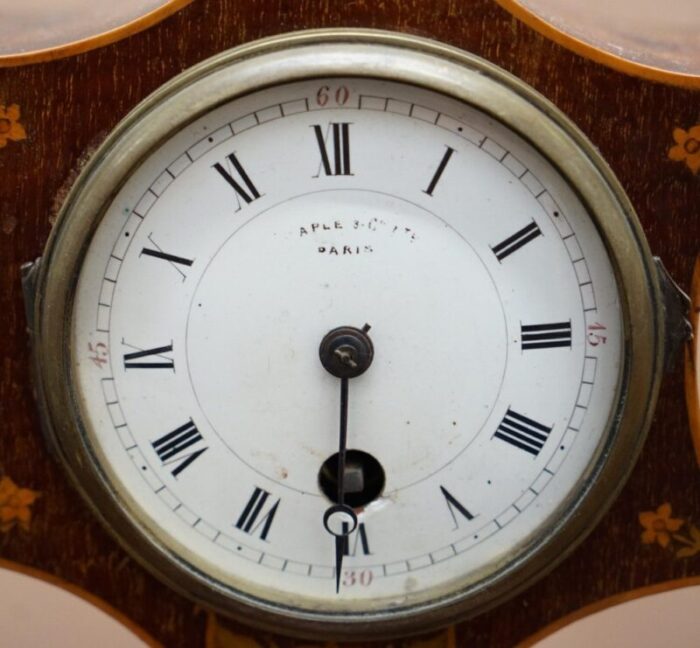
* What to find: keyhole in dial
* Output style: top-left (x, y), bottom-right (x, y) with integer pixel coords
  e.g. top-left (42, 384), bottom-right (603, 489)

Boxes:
top-left (318, 450), bottom-right (386, 508)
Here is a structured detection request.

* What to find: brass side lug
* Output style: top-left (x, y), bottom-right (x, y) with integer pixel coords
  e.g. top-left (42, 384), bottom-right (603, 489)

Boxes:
top-left (20, 258), bottom-right (40, 333)
top-left (21, 257), bottom-right (59, 458)
top-left (655, 257), bottom-right (691, 371)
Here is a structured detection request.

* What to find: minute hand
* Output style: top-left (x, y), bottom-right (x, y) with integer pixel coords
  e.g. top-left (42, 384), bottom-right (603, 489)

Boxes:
top-left (337, 376), bottom-right (349, 507)
top-left (319, 324), bottom-right (374, 594)
top-left (332, 376), bottom-right (351, 593)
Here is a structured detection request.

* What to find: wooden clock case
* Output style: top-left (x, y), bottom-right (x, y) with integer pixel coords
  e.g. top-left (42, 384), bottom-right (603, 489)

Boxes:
top-left (0, 1), bottom-right (698, 645)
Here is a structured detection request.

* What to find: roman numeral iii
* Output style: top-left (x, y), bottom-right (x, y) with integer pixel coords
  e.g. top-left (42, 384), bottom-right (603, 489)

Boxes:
top-left (213, 152), bottom-right (262, 209)
top-left (521, 321), bottom-right (572, 350)
top-left (152, 419), bottom-right (207, 477)
top-left (493, 409), bottom-right (552, 456)
top-left (235, 487), bottom-right (280, 541)
top-left (491, 220), bottom-right (542, 261)
top-left (312, 123), bottom-right (352, 176)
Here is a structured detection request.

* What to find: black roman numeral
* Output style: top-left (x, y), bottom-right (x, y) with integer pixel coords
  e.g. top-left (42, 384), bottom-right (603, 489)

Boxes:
top-left (423, 146), bottom-right (455, 196)
top-left (123, 341), bottom-right (174, 370)
top-left (342, 521), bottom-right (371, 556)
top-left (140, 249), bottom-right (194, 266)
top-left (494, 408), bottom-right (552, 456)
top-left (521, 321), bottom-right (572, 350)
top-left (141, 234), bottom-right (194, 280)
top-left (152, 419), bottom-right (207, 477)
top-left (312, 123), bottom-right (352, 176)
top-left (491, 221), bottom-right (542, 261)
top-left (213, 152), bottom-right (262, 210)
top-left (440, 485), bottom-right (474, 529)
top-left (235, 487), bottom-right (280, 541)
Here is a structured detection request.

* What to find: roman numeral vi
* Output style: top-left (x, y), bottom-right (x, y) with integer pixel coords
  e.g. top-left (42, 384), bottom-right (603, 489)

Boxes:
top-left (342, 521), bottom-right (371, 556)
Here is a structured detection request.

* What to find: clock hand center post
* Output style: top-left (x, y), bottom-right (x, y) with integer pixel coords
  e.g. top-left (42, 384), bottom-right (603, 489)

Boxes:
top-left (319, 324), bottom-right (374, 593)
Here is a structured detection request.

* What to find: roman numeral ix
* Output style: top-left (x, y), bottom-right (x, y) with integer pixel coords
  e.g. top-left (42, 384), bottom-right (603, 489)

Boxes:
top-left (493, 408), bottom-right (552, 456)
top-left (521, 321), bottom-right (572, 350)
top-left (235, 487), bottom-right (280, 541)
top-left (491, 220), bottom-right (542, 261)
top-left (213, 152), bottom-right (262, 210)
top-left (312, 123), bottom-right (352, 176)
top-left (152, 419), bottom-right (207, 477)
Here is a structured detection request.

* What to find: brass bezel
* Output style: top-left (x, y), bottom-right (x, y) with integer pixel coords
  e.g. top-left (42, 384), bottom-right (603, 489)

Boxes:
top-left (31, 29), bottom-right (664, 640)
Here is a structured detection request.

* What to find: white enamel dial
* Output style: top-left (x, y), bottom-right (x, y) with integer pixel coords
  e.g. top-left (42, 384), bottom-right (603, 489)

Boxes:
top-left (71, 75), bottom-right (623, 615)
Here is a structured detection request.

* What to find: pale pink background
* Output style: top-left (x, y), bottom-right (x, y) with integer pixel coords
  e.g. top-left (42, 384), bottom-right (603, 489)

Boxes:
top-left (532, 584), bottom-right (700, 647)
top-left (0, 566), bottom-right (151, 647)
top-left (0, 0), bottom-right (174, 55)
top-left (520, 0), bottom-right (700, 75)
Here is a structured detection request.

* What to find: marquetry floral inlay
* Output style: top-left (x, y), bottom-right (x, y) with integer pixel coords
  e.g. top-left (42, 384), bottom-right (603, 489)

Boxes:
top-left (639, 503), bottom-right (700, 558)
top-left (668, 125), bottom-right (700, 174)
top-left (0, 104), bottom-right (26, 148)
top-left (0, 476), bottom-right (40, 532)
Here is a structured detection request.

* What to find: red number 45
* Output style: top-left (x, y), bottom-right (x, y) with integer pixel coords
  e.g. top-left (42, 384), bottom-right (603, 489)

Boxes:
top-left (587, 323), bottom-right (607, 347)
top-left (88, 341), bottom-right (108, 368)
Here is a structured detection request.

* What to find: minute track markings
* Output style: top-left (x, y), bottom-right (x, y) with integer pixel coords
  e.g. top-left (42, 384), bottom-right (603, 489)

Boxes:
top-left (93, 83), bottom-right (612, 584)
top-left (142, 384), bottom-right (596, 580)
top-left (99, 90), bottom-right (595, 335)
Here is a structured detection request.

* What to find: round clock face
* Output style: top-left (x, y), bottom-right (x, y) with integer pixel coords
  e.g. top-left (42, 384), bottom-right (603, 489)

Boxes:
top-left (35, 32), bottom-right (662, 637)
top-left (73, 75), bottom-right (622, 607)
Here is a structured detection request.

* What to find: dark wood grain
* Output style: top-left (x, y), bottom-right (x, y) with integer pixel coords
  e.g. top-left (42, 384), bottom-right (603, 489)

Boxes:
top-left (1, 1), bottom-right (699, 646)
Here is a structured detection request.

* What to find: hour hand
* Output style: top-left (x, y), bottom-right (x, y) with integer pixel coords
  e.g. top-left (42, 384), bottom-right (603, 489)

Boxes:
top-left (323, 503), bottom-right (357, 593)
